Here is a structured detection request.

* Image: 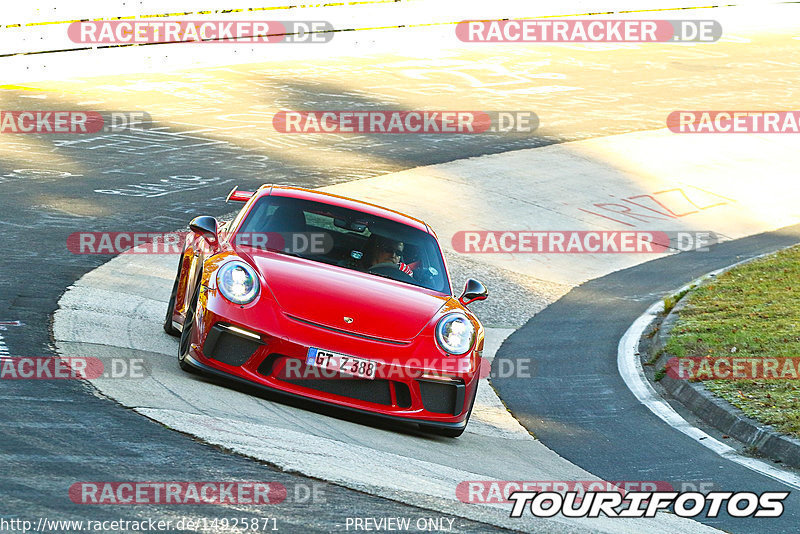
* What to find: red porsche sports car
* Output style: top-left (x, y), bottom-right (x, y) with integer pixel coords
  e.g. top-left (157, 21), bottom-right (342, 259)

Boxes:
top-left (164, 185), bottom-right (487, 437)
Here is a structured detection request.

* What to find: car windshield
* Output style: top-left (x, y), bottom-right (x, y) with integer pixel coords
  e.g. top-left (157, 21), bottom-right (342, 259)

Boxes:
top-left (235, 195), bottom-right (450, 294)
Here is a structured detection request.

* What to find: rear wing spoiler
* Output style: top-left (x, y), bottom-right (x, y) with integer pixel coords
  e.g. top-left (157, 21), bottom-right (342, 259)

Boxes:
top-left (225, 186), bottom-right (255, 203)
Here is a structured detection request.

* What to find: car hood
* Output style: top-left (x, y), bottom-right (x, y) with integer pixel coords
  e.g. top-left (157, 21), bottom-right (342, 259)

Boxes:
top-left (248, 252), bottom-right (449, 342)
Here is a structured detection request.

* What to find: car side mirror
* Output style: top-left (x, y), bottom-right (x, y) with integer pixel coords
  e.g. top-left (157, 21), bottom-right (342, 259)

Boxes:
top-left (189, 215), bottom-right (219, 245)
top-left (459, 278), bottom-right (488, 306)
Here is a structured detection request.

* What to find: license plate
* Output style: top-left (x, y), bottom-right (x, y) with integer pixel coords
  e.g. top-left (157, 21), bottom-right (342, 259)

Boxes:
top-left (306, 347), bottom-right (377, 380)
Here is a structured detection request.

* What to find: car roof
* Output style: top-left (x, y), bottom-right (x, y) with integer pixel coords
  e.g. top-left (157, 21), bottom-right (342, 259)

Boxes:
top-left (255, 185), bottom-right (432, 234)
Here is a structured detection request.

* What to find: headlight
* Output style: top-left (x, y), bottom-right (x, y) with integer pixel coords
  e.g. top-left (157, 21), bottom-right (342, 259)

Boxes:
top-left (435, 313), bottom-right (475, 355)
top-left (216, 260), bottom-right (260, 305)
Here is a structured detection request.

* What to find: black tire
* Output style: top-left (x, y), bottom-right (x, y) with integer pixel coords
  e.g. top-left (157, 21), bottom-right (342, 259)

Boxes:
top-left (163, 255), bottom-right (183, 337)
top-left (178, 283), bottom-right (201, 375)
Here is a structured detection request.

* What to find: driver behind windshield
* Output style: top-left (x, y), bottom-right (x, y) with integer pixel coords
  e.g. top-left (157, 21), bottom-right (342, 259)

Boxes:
top-left (364, 235), bottom-right (413, 277)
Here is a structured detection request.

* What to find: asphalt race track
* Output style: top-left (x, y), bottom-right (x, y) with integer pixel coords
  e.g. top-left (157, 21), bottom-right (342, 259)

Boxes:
top-left (3, 2), bottom-right (800, 533)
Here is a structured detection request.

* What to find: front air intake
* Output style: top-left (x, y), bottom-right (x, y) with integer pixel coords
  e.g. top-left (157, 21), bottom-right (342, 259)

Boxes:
top-left (204, 324), bottom-right (262, 367)
top-left (417, 378), bottom-right (465, 415)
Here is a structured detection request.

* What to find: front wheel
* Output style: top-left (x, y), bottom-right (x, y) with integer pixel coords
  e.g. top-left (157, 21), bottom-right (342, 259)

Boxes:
top-left (178, 284), bottom-right (201, 375)
top-left (163, 255), bottom-right (184, 337)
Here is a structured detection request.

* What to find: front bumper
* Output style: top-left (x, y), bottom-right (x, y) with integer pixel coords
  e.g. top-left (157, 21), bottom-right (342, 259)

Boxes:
top-left (187, 298), bottom-right (480, 427)
top-left (182, 352), bottom-right (472, 432)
